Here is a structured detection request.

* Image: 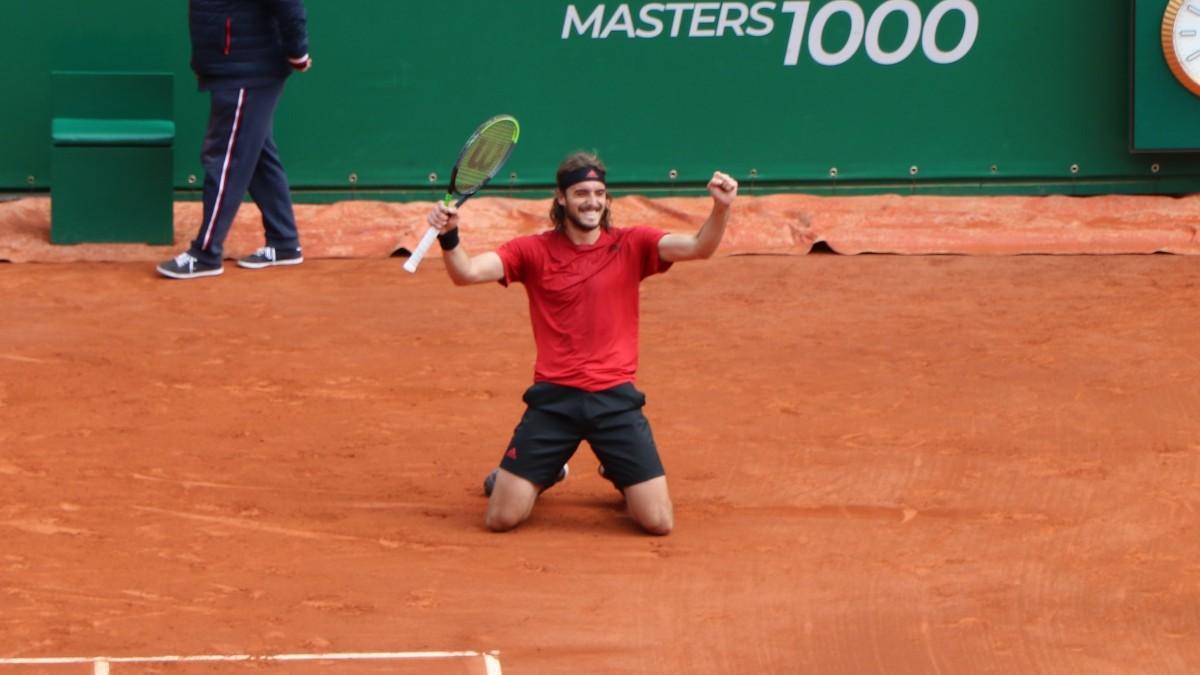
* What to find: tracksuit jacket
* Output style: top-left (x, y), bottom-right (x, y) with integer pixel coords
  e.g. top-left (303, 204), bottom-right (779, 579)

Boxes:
top-left (188, 0), bottom-right (309, 90)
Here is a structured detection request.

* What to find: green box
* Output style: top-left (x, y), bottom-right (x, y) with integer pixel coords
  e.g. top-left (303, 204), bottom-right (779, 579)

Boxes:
top-left (50, 71), bottom-right (175, 244)
top-left (50, 145), bottom-right (174, 244)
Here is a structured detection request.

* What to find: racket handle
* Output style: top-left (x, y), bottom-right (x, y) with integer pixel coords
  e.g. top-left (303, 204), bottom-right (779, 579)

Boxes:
top-left (403, 227), bottom-right (440, 273)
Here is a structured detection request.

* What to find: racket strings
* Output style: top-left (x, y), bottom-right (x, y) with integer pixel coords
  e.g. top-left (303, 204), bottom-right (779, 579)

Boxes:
top-left (454, 120), bottom-right (518, 193)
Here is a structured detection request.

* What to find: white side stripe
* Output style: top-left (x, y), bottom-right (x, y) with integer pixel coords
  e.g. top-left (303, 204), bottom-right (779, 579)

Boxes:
top-left (201, 88), bottom-right (246, 250)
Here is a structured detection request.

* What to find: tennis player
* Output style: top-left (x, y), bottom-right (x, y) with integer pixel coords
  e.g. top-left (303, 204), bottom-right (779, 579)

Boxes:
top-left (425, 152), bottom-right (737, 535)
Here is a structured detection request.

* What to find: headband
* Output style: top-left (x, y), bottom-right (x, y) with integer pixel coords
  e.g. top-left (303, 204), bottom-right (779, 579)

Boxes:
top-left (557, 165), bottom-right (607, 191)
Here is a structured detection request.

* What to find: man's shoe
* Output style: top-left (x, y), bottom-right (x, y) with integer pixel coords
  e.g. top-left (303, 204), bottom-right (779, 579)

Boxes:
top-left (598, 464), bottom-right (622, 492)
top-left (483, 465), bottom-right (569, 497)
top-left (237, 246), bottom-right (304, 269)
top-left (156, 252), bottom-right (223, 279)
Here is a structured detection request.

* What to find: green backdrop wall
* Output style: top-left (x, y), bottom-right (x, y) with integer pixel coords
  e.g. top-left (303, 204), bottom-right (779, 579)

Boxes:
top-left (3, 0), bottom-right (1200, 196)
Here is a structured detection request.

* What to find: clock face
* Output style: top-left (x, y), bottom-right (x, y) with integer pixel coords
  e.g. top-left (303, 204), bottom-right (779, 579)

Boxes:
top-left (1164, 0), bottom-right (1200, 95)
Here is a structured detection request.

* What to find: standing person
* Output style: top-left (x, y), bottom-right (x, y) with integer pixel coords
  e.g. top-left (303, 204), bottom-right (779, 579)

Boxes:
top-left (157, 0), bottom-right (312, 280)
top-left (424, 152), bottom-right (738, 535)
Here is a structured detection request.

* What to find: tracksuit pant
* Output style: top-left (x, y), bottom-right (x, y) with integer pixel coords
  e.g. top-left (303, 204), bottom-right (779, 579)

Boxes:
top-left (187, 81), bottom-right (300, 266)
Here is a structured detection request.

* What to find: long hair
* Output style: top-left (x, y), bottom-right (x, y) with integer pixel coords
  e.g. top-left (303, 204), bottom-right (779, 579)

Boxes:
top-left (551, 152), bottom-right (613, 232)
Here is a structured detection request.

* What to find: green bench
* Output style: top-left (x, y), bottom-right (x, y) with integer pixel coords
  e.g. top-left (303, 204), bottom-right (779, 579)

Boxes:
top-left (50, 71), bottom-right (175, 245)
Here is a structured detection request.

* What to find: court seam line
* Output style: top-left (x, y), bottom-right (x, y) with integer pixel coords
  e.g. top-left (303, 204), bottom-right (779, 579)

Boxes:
top-left (0, 650), bottom-right (502, 674)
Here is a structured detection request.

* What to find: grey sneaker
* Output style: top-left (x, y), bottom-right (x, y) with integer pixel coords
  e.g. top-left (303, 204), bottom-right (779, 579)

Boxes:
top-left (157, 252), bottom-right (223, 279)
top-left (598, 464), bottom-right (621, 491)
top-left (483, 465), bottom-right (569, 497)
top-left (237, 246), bottom-right (303, 269)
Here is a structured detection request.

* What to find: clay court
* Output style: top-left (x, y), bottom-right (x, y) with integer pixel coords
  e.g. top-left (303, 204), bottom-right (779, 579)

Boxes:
top-left (2, 194), bottom-right (1200, 674)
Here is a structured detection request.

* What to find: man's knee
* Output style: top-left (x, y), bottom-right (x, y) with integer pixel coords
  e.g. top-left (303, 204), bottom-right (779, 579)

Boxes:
top-left (484, 470), bottom-right (539, 532)
top-left (485, 495), bottom-right (537, 531)
top-left (624, 476), bottom-right (673, 535)
top-left (485, 508), bottom-right (524, 532)
top-left (635, 508), bottom-right (673, 536)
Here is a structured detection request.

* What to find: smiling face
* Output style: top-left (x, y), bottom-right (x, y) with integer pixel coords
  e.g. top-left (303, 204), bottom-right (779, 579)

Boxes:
top-left (550, 152), bottom-right (613, 233)
top-left (556, 180), bottom-right (609, 232)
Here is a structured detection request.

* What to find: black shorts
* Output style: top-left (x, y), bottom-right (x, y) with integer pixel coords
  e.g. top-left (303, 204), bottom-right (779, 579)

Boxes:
top-left (499, 382), bottom-right (664, 490)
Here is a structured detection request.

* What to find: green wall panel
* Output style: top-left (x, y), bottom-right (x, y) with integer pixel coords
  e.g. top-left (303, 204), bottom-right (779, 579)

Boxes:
top-left (3, 1), bottom-right (1200, 194)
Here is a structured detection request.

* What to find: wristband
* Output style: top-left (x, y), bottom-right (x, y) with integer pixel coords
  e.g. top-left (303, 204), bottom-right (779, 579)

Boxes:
top-left (437, 227), bottom-right (460, 251)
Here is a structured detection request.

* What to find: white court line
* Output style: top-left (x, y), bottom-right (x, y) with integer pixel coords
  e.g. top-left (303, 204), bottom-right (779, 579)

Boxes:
top-left (0, 651), bottom-right (502, 674)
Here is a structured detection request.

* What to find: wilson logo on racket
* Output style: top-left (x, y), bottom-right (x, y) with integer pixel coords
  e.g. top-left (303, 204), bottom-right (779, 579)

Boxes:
top-left (465, 143), bottom-right (505, 172)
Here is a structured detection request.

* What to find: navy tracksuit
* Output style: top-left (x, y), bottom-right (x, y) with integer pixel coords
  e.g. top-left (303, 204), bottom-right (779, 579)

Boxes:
top-left (187, 0), bottom-right (310, 266)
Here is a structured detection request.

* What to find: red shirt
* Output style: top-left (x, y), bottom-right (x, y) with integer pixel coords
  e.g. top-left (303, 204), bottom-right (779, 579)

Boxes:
top-left (497, 226), bottom-right (673, 391)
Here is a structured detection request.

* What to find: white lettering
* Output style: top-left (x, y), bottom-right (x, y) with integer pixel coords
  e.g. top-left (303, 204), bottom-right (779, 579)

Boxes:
top-left (717, 3), bottom-right (750, 37)
top-left (601, 4), bottom-right (637, 38)
top-left (781, 1), bottom-right (810, 66)
top-left (923, 0), bottom-right (978, 64)
top-left (637, 4), bottom-right (667, 38)
top-left (558, 1), bottom-right (979, 68)
top-left (865, 0), bottom-right (920, 65)
top-left (690, 3), bottom-right (721, 37)
top-left (747, 1), bottom-right (776, 37)
top-left (562, 4), bottom-right (605, 39)
top-left (809, 0), bottom-right (864, 67)
top-left (665, 3), bottom-right (691, 37)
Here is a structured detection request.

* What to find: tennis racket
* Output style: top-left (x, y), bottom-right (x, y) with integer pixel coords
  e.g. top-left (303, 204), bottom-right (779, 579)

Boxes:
top-left (403, 114), bottom-right (521, 273)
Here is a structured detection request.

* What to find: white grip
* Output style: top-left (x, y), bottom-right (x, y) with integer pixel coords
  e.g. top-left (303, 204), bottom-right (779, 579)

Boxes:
top-left (403, 227), bottom-right (440, 273)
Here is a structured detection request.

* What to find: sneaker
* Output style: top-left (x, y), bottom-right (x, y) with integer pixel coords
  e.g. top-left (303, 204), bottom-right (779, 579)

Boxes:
top-left (483, 465), bottom-right (569, 497)
top-left (156, 252), bottom-right (223, 279)
top-left (598, 464), bottom-right (621, 491)
top-left (237, 246), bottom-right (303, 269)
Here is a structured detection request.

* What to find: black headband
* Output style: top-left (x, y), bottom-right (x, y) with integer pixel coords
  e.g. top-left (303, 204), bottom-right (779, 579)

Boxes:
top-left (557, 165), bottom-right (607, 191)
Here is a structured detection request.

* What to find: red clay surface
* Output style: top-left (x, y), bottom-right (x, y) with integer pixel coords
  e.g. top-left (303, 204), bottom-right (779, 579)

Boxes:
top-left (2, 246), bottom-right (1199, 673)
top-left (2, 248), bottom-right (1200, 672)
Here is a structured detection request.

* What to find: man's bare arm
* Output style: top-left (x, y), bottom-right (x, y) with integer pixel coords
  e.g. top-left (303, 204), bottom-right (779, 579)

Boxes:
top-left (658, 171), bottom-right (739, 263)
top-left (426, 203), bottom-right (505, 285)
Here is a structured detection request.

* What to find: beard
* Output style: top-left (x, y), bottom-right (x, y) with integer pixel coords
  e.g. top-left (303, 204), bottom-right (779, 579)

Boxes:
top-left (565, 207), bottom-right (606, 232)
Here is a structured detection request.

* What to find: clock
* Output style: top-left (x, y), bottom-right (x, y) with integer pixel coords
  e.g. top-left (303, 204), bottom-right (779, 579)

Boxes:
top-left (1163, 0), bottom-right (1200, 95)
